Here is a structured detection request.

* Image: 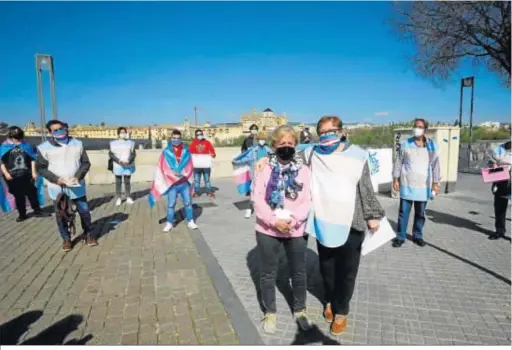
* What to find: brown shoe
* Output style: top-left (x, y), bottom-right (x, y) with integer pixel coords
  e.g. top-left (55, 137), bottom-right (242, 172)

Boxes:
top-left (87, 237), bottom-right (98, 247)
top-left (208, 192), bottom-right (216, 199)
top-left (330, 315), bottom-right (347, 336)
top-left (192, 193), bottom-right (200, 198)
top-left (323, 303), bottom-right (333, 323)
top-left (62, 240), bottom-right (72, 252)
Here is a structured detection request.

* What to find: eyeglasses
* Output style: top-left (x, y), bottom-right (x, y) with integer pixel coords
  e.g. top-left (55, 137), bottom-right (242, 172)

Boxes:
top-left (319, 129), bottom-right (339, 137)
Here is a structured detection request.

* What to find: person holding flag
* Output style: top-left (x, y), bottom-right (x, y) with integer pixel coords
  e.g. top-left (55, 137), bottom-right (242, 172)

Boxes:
top-left (149, 129), bottom-right (198, 232)
top-left (232, 131), bottom-right (272, 218)
top-left (0, 126), bottom-right (45, 220)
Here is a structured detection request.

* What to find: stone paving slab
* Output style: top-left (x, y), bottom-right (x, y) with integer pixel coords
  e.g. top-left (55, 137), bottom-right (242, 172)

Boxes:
top-left (197, 173), bottom-right (511, 345)
top-left (0, 183), bottom-right (241, 345)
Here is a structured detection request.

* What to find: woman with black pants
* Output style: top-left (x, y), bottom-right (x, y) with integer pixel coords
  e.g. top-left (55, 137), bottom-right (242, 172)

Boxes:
top-left (488, 141), bottom-right (511, 240)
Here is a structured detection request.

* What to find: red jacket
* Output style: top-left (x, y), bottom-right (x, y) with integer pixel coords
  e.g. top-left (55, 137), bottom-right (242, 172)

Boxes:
top-left (189, 139), bottom-right (216, 157)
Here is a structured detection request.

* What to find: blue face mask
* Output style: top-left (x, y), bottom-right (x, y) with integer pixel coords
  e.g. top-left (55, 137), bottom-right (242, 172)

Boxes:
top-left (171, 139), bottom-right (182, 146)
top-left (52, 128), bottom-right (69, 142)
top-left (317, 133), bottom-right (342, 154)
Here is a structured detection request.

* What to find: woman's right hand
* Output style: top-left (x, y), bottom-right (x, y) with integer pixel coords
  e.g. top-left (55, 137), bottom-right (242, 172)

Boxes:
top-left (392, 179), bottom-right (400, 192)
top-left (255, 158), bottom-right (269, 173)
top-left (275, 219), bottom-right (291, 233)
top-left (4, 172), bottom-right (12, 181)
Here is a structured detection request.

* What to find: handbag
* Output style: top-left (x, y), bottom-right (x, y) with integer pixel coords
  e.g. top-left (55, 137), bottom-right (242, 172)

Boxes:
top-left (107, 158), bottom-right (113, 172)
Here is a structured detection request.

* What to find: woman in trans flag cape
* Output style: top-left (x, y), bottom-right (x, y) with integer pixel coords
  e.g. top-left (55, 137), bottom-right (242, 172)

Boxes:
top-left (148, 142), bottom-right (194, 207)
top-left (232, 140), bottom-right (273, 195)
top-left (0, 140), bottom-right (45, 213)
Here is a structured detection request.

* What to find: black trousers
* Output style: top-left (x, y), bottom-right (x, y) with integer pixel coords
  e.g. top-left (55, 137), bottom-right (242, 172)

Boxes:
top-left (494, 195), bottom-right (509, 235)
top-left (115, 175), bottom-right (131, 198)
top-left (317, 228), bottom-right (365, 316)
top-left (256, 231), bottom-right (308, 314)
top-left (6, 175), bottom-right (40, 217)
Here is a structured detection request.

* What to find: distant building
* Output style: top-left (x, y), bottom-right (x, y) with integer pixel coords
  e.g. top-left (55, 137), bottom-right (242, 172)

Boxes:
top-left (23, 107), bottom-right (301, 145)
top-left (479, 121), bottom-right (501, 129)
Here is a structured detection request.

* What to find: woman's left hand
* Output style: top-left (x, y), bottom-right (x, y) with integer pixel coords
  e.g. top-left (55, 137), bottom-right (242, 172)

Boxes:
top-left (32, 172), bottom-right (38, 181)
top-left (367, 219), bottom-right (380, 233)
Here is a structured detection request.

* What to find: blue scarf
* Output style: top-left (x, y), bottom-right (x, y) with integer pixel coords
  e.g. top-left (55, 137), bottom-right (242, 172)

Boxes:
top-left (265, 154), bottom-right (304, 210)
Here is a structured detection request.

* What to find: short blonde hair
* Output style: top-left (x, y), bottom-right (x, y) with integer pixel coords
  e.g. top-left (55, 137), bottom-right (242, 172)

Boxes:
top-left (256, 131), bottom-right (267, 140)
top-left (270, 125), bottom-right (298, 148)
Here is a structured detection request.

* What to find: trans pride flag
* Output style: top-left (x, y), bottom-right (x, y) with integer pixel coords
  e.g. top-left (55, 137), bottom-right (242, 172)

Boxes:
top-left (0, 141), bottom-right (45, 214)
top-left (233, 163), bottom-right (252, 195)
top-left (148, 145), bottom-right (193, 207)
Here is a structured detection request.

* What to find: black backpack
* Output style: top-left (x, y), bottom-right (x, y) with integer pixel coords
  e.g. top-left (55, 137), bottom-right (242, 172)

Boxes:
top-left (55, 192), bottom-right (77, 238)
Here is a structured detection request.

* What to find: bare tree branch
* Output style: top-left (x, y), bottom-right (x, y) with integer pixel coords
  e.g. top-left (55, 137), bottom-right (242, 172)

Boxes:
top-left (391, 1), bottom-right (511, 87)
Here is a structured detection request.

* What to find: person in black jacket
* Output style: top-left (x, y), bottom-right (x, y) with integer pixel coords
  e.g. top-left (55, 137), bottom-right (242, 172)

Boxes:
top-left (241, 124), bottom-right (259, 153)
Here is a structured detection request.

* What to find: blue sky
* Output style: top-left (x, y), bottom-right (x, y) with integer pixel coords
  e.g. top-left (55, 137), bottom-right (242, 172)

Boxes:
top-left (0, 1), bottom-right (510, 127)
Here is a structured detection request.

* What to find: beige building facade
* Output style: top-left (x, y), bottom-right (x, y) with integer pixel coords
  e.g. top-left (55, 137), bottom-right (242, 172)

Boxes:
top-left (23, 108), bottom-right (315, 145)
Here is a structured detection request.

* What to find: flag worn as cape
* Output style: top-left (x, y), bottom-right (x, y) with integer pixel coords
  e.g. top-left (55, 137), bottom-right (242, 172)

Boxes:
top-left (148, 144), bottom-right (193, 207)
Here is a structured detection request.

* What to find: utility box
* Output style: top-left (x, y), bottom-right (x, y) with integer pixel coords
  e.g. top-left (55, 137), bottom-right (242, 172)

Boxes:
top-left (392, 126), bottom-right (460, 198)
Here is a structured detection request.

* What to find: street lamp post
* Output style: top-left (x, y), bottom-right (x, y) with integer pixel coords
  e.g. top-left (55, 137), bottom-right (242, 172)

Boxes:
top-left (35, 54), bottom-right (58, 142)
top-left (458, 76), bottom-right (475, 168)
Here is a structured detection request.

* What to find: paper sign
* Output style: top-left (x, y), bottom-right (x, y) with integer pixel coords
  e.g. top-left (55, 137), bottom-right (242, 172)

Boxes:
top-left (361, 217), bottom-right (396, 256)
top-left (192, 154), bottom-right (213, 169)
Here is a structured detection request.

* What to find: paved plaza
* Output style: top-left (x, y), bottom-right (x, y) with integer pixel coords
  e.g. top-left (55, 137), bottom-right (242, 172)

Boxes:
top-left (0, 173), bottom-right (510, 345)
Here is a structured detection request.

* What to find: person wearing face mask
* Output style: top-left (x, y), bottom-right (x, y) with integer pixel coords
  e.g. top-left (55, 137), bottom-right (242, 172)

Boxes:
top-left (0, 126), bottom-right (46, 220)
top-left (487, 140), bottom-right (511, 240)
top-left (109, 127), bottom-right (136, 206)
top-left (256, 117), bottom-right (384, 335)
top-left (241, 124), bottom-right (259, 153)
top-left (392, 118), bottom-right (440, 248)
top-left (149, 129), bottom-right (198, 232)
top-left (251, 125), bottom-right (312, 334)
top-left (232, 131), bottom-right (273, 218)
top-left (189, 129), bottom-right (216, 198)
top-left (302, 116), bottom-right (383, 336)
top-left (36, 120), bottom-right (96, 252)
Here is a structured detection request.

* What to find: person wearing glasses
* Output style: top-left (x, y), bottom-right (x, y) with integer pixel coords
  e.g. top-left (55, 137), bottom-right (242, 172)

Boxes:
top-left (36, 120), bottom-right (96, 252)
top-left (256, 116), bottom-right (384, 336)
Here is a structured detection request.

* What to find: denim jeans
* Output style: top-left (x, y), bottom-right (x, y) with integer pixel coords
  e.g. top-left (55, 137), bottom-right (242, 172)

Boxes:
top-left (397, 198), bottom-right (427, 240)
top-left (167, 182), bottom-right (193, 223)
top-left (193, 168), bottom-right (212, 193)
top-left (54, 196), bottom-right (92, 241)
top-left (256, 231), bottom-right (308, 314)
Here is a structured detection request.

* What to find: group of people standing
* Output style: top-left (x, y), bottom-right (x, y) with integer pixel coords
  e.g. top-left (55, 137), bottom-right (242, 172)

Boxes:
top-left (0, 115), bottom-right (509, 339)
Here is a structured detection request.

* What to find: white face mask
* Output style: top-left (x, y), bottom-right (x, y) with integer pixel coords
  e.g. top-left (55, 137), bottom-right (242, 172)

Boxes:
top-left (197, 135), bottom-right (204, 140)
top-left (258, 140), bottom-right (266, 146)
top-left (251, 129), bottom-right (258, 135)
top-left (119, 133), bottom-right (127, 139)
top-left (413, 128), bottom-right (424, 137)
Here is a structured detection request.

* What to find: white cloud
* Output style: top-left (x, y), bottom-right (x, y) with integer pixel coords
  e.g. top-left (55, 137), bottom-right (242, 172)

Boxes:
top-left (374, 112), bottom-right (389, 117)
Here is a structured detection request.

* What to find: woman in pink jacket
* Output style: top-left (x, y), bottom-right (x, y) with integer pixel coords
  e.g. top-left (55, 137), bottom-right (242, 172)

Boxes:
top-left (251, 125), bottom-right (312, 334)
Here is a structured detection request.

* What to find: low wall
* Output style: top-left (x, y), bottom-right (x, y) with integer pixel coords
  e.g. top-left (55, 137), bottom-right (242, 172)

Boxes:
top-left (85, 147), bottom-right (240, 185)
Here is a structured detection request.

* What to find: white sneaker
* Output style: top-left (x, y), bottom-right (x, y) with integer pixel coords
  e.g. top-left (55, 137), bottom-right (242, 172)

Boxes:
top-left (126, 197), bottom-right (134, 205)
top-left (115, 198), bottom-right (122, 206)
top-left (188, 220), bottom-right (198, 230)
top-left (244, 209), bottom-right (252, 219)
top-left (163, 222), bottom-right (173, 232)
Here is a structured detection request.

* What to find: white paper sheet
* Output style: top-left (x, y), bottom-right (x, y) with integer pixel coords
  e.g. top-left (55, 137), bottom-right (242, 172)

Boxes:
top-left (191, 154), bottom-right (213, 169)
top-left (361, 217), bottom-right (396, 256)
